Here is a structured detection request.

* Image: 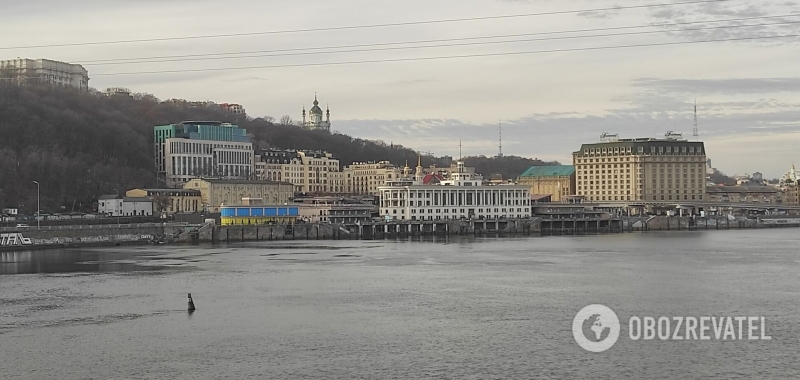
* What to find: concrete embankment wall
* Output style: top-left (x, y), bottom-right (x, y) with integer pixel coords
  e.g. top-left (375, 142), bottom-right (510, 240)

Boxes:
top-left (5, 216), bottom-right (796, 251)
top-left (178, 219), bottom-right (538, 243)
top-left (621, 216), bottom-right (798, 231)
top-left (0, 224), bottom-right (166, 251)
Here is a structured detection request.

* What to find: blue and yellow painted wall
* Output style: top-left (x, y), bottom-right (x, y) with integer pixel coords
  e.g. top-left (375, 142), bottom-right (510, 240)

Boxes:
top-left (220, 205), bottom-right (300, 225)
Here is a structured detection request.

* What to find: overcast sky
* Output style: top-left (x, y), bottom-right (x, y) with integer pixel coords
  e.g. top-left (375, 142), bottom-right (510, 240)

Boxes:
top-left (4, 0), bottom-right (800, 178)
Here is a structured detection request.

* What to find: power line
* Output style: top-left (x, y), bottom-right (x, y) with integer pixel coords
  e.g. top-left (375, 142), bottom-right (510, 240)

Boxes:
top-left (79, 13), bottom-right (800, 65)
top-left (92, 33), bottom-right (800, 76)
top-left (1, 0), bottom-right (732, 50)
top-left (82, 19), bottom-right (800, 66)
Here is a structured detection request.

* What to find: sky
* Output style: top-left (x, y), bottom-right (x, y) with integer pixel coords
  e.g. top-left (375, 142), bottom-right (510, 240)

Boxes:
top-left (4, 0), bottom-right (800, 178)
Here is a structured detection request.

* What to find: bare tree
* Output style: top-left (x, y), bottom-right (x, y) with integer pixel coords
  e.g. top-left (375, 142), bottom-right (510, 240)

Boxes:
top-left (262, 116), bottom-right (275, 123)
top-left (152, 194), bottom-right (171, 213)
top-left (279, 115), bottom-right (293, 125)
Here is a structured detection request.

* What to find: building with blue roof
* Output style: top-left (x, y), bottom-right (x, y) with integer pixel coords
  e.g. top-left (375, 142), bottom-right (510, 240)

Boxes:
top-left (517, 165), bottom-right (576, 202)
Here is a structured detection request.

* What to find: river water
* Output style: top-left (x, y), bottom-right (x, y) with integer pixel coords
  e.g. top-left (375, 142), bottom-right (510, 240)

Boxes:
top-left (2, 230), bottom-right (799, 379)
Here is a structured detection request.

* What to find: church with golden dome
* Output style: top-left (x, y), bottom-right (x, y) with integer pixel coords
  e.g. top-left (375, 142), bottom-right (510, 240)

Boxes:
top-left (301, 94), bottom-right (331, 132)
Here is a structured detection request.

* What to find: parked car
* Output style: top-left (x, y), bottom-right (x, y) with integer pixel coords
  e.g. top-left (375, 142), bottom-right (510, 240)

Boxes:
top-left (15, 223), bottom-right (30, 228)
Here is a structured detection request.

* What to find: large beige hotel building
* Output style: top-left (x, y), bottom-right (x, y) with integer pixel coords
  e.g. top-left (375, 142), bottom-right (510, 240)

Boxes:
top-left (573, 135), bottom-right (707, 203)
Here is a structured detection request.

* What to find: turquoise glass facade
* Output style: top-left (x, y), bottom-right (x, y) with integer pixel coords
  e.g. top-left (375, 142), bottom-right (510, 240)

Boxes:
top-left (154, 121), bottom-right (249, 144)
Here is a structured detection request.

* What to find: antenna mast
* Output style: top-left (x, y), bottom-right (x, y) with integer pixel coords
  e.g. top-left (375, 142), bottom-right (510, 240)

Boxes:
top-left (498, 121), bottom-right (503, 158)
top-left (693, 99), bottom-right (699, 141)
top-left (459, 140), bottom-right (463, 161)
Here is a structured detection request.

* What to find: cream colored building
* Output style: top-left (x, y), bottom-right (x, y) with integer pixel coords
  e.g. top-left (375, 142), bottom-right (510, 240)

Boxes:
top-left (255, 150), bottom-right (344, 194)
top-left (573, 134), bottom-right (707, 202)
top-left (344, 161), bottom-right (401, 195)
top-left (184, 178), bottom-right (294, 213)
top-left (126, 188), bottom-right (202, 215)
top-left (0, 58), bottom-right (89, 90)
top-left (517, 166), bottom-right (576, 202)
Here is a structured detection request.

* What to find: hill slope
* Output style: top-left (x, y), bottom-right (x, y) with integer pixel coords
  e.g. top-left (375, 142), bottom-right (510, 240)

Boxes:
top-left (0, 84), bottom-right (556, 213)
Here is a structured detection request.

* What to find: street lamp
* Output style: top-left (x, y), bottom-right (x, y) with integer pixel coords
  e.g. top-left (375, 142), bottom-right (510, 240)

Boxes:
top-left (32, 181), bottom-right (40, 228)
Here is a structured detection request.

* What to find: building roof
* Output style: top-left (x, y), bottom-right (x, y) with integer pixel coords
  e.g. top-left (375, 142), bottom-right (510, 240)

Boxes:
top-left (139, 188), bottom-right (202, 196)
top-left (519, 165), bottom-right (576, 178)
top-left (574, 139), bottom-right (705, 155)
top-left (122, 197), bottom-right (152, 203)
top-left (422, 174), bottom-right (444, 184)
top-left (530, 194), bottom-right (553, 201)
top-left (98, 194), bottom-right (121, 200)
top-left (189, 179), bottom-right (293, 185)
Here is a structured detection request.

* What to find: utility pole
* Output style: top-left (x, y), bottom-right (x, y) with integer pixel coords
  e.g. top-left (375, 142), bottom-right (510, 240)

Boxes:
top-left (32, 181), bottom-right (40, 228)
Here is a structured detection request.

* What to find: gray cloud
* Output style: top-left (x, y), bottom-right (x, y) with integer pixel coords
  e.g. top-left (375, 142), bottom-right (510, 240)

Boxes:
top-left (648, 1), bottom-right (800, 44)
top-left (632, 78), bottom-right (800, 95)
top-left (339, 76), bottom-right (800, 177)
top-left (220, 76), bottom-right (269, 83)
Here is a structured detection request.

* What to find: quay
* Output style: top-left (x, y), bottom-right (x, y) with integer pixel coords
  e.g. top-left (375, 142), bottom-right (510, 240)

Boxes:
top-left (1, 215), bottom-right (799, 250)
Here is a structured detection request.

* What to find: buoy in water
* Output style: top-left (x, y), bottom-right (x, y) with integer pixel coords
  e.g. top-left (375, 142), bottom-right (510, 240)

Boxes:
top-left (187, 293), bottom-right (196, 312)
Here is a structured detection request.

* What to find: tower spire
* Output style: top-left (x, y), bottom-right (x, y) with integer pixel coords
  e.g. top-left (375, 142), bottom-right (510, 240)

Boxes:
top-left (498, 120), bottom-right (503, 158)
top-left (458, 140), bottom-right (462, 161)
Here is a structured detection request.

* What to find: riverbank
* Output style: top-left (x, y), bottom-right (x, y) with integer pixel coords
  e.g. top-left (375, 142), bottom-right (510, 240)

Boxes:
top-left (2, 216), bottom-right (799, 251)
top-left (0, 223), bottom-right (167, 251)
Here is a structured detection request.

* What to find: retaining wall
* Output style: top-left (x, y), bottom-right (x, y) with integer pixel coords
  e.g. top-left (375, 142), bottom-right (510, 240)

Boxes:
top-left (0, 225), bottom-right (166, 251)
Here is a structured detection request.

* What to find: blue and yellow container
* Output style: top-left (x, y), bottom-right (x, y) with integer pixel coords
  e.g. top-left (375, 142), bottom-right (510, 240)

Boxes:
top-left (220, 205), bottom-right (300, 225)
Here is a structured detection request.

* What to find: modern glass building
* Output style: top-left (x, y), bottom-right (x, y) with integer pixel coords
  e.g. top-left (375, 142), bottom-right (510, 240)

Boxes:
top-left (154, 121), bottom-right (254, 187)
top-left (154, 121), bottom-right (249, 145)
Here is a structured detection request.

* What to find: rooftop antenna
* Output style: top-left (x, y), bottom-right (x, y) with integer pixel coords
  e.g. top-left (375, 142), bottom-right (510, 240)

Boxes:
top-left (692, 99), bottom-right (699, 141)
top-left (498, 121), bottom-right (503, 158)
top-left (459, 140), bottom-right (463, 161)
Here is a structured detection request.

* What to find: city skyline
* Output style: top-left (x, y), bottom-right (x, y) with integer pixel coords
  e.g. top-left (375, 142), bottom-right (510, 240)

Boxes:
top-left (5, 0), bottom-right (800, 177)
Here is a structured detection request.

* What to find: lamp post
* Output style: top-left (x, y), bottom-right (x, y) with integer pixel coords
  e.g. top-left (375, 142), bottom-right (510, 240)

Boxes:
top-left (32, 181), bottom-right (40, 228)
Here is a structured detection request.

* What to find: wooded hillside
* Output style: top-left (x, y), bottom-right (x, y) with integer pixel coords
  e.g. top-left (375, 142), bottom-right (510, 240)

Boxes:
top-left (0, 84), bottom-right (556, 213)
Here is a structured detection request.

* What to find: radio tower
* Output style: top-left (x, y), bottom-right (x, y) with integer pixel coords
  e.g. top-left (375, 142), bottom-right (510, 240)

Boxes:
top-left (498, 121), bottom-right (503, 158)
top-left (693, 99), bottom-right (699, 141)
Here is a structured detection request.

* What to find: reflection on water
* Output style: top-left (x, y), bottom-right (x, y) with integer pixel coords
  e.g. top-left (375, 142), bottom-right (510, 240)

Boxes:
top-left (0, 249), bottom-right (176, 275)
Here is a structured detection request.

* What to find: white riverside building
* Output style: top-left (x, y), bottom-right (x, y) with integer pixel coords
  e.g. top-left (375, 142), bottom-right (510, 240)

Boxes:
top-left (378, 161), bottom-right (532, 221)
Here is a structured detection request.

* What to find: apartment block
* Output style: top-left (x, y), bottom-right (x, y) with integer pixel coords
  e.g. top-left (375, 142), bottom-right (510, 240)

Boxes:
top-left (344, 161), bottom-right (401, 196)
top-left (255, 150), bottom-right (344, 194)
top-left (0, 58), bottom-right (89, 90)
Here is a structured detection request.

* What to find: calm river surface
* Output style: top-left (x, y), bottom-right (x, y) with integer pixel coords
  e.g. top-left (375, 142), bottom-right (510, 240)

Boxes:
top-left (2, 230), bottom-right (800, 379)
